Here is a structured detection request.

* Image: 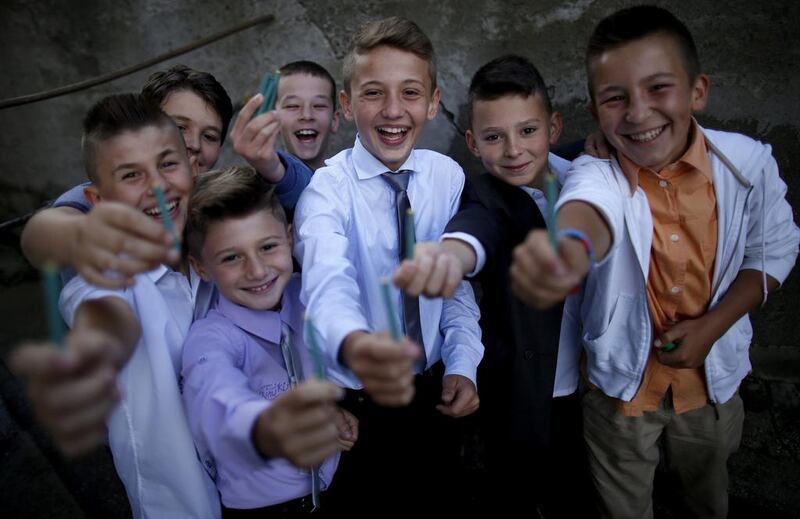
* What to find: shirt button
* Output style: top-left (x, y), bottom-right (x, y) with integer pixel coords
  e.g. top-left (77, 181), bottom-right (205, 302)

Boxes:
top-left (671, 286), bottom-right (680, 294)
top-left (670, 234), bottom-right (679, 242)
top-left (659, 180), bottom-right (668, 188)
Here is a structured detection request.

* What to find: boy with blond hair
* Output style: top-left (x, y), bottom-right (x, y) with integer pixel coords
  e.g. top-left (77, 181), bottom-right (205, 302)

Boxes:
top-left (293, 17), bottom-right (484, 513)
top-left (511, 6), bottom-right (799, 518)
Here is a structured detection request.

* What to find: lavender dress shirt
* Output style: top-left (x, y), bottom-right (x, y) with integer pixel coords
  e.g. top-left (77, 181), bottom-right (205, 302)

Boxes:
top-left (181, 275), bottom-right (339, 509)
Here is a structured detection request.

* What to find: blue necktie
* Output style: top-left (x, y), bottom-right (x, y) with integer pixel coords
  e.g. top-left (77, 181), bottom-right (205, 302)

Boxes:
top-left (381, 171), bottom-right (427, 371)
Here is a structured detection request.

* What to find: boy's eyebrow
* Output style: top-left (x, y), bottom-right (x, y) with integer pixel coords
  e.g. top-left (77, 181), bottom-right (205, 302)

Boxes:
top-left (479, 118), bottom-right (543, 133)
top-left (110, 148), bottom-right (180, 175)
top-left (356, 78), bottom-right (426, 90)
top-left (171, 114), bottom-right (223, 132)
top-left (281, 94), bottom-right (332, 104)
top-left (210, 235), bottom-right (284, 258)
top-left (595, 72), bottom-right (680, 96)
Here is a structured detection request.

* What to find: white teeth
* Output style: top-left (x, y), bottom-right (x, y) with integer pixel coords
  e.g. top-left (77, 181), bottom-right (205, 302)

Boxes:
top-left (628, 126), bottom-right (664, 142)
top-left (144, 199), bottom-right (177, 216)
top-left (245, 280), bottom-right (273, 293)
top-left (378, 127), bottom-right (407, 134)
top-left (296, 129), bottom-right (317, 136)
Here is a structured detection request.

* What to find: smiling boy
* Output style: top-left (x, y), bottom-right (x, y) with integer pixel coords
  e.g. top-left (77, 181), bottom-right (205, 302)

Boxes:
top-left (510, 6), bottom-right (799, 517)
top-left (293, 17), bottom-right (483, 514)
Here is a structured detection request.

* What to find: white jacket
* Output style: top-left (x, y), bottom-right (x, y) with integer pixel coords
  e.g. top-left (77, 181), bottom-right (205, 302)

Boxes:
top-left (558, 127), bottom-right (799, 404)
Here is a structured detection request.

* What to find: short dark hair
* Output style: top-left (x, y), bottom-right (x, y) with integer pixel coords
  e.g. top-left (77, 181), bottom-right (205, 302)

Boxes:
top-left (141, 64), bottom-right (233, 143)
top-left (279, 60), bottom-right (337, 106)
top-left (342, 17), bottom-right (436, 92)
top-left (185, 166), bottom-right (288, 259)
top-left (467, 55), bottom-right (553, 125)
top-left (81, 93), bottom-right (177, 183)
top-left (586, 5), bottom-right (700, 97)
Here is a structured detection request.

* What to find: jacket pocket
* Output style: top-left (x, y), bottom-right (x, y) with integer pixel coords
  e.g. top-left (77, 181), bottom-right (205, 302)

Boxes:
top-left (582, 293), bottom-right (640, 373)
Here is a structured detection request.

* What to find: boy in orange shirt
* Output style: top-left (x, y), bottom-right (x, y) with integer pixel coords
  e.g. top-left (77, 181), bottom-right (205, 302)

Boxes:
top-left (511, 6), bottom-right (799, 518)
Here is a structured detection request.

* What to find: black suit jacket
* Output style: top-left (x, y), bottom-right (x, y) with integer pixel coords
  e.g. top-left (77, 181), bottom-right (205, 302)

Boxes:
top-left (446, 173), bottom-right (564, 456)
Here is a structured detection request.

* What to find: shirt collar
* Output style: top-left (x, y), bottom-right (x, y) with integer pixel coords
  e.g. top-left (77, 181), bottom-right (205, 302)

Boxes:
top-left (616, 119), bottom-right (712, 194)
top-left (351, 135), bottom-right (418, 180)
top-left (216, 290), bottom-right (296, 344)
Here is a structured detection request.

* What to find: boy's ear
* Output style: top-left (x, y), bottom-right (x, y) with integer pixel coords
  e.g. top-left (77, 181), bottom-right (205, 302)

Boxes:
top-left (690, 74), bottom-right (710, 112)
top-left (588, 102), bottom-right (599, 122)
top-left (286, 223), bottom-right (294, 249)
top-left (339, 90), bottom-right (354, 122)
top-left (188, 254), bottom-right (211, 282)
top-left (84, 184), bottom-right (102, 207)
top-left (330, 109), bottom-right (340, 134)
top-left (548, 112), bottom-right (563, 145)
top-left (426, 87), bottom-right (441, 121)
top-left (464, 129), bottom-right (481, 159)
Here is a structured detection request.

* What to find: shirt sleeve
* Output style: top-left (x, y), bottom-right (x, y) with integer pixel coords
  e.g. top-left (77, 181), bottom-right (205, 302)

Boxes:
top-left (741, 147), bottom-right (800, 284)
top-left (181, 321), bottom-right (272, 472)
top-left (438, 163), bottom-right (484, 385)
top-left (439, 280), bottom-right (484, 385)
top-left (272, 151), bottom-right (314, 210)
top-left (439, 232), bottom-right (486, 277)
top-left (555, 155), bottom-right (626, 257)
top-left (52, 182), bottom-right (92, 213)
top-left (294, 172), bottom-right (370, 368)
top-left (59, 274), bottom-right (131, 326)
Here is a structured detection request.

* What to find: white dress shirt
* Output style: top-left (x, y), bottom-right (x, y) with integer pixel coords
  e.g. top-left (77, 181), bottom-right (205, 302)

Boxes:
top-left (294, 137), bottom-right (484, 389)
top-left (60, 265), bottom-right (220, 519)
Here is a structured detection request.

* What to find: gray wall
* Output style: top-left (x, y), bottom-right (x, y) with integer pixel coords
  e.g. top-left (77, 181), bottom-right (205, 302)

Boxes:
top-left (1, 0), bottom-right (798, 345)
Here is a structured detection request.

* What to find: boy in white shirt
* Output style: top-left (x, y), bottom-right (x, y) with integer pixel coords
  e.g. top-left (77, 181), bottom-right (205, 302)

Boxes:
top-left (293, 16), bottom-right (484, 514)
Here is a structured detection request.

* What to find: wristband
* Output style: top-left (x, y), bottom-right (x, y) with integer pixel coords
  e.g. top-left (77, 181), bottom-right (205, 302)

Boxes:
top-left (557, 228), bottom-right (596, 263)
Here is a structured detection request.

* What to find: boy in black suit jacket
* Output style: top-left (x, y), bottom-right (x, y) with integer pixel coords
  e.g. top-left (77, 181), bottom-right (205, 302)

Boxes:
top-left (394, 55), bottom-right (594, 517)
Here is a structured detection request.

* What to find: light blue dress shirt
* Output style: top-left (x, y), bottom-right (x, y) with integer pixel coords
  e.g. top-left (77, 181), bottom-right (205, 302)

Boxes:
top-left (294, 137), bottom-right (484, 390)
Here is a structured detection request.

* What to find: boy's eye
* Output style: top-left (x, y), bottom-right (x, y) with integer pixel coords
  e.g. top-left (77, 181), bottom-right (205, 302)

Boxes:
top-left (285, 104), bottom-right (300, 110)
top-left (313, 104), bottom-right (330, 110)
top-left (482, 134), bottom-right (500, 143)
top-left (221, 254), bottom-right (239, 263)
top-left (403, 88), bottom-right (421, 98)
top-left (203, 133), bottom-right (220, 144)
top-left (261, 243), bottom-right (277, 252)
top-left (160, 160), bottom-right (178, 169)
top-left (650, 83), bottom-right (671, 92)
top-left (176, 125), bottom-right (187, 132)
top-left (522, 126), bottom-right (538, 136)
top-left (363, 90), bottom-right (382, 98)
top-left (121, 171), bottom-right (140, 181)
top-left (600, 94), bottom-right (625, 105)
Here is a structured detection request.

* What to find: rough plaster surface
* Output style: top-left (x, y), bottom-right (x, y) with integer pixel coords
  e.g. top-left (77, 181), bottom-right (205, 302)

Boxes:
top-left (1, 0), bottom-right (798, 344)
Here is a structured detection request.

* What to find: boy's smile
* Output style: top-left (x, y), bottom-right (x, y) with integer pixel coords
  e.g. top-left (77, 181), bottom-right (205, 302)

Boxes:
top-left (590, 32), bottom-right (708, 172)
top-left (194, 209), bottom-right (294, 311)
top-left (340, 45), bottom-right (440, 171)
top-left (161, 90), bottom-right (224, 174)
top-left (277, 73), bottom-right (339, 169)
top-left (86, 125), bottom-right (192, 236)
top-left (466, 94), bottom-right (561, 189)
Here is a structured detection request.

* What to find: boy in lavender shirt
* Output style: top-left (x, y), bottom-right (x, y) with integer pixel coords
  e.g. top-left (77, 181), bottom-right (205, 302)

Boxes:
top-left (182, 166), bottom-right (357, 516)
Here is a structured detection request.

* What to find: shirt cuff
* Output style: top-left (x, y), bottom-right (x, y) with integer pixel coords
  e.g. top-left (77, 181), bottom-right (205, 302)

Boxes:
top-left (442, 359), bottom-right (479, 388)
top-left (440, 232), bottom-right (485, 277)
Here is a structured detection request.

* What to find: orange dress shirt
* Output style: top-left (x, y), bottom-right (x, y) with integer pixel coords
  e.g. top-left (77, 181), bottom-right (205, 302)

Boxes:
top-left (616, 123), bottom-right (718, 416)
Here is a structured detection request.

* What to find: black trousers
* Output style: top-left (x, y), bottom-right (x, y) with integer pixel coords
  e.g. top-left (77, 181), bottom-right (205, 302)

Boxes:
top-left (324, 362), bottom-right (465, 515)
top-left (221, 493), bottom-right (323, 518)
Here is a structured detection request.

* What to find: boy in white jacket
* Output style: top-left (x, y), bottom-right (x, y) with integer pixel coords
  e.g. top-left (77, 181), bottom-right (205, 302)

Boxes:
top-left (510, 6), bottom-right (799, 519)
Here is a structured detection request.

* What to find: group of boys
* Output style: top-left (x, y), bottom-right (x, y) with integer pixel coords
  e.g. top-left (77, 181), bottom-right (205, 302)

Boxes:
top-left (10, 5), bottom-right (799, 519)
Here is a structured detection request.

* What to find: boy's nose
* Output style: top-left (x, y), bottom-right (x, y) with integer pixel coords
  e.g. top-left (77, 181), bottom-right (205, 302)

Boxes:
top-left (504, 136), bottom-right (522, 157)
top-left (382, 93), bottom-right (404, 118)
top-left (300, 103), bottom-right (314, 120)
top-left (245, 257), bottom-right (267, 280)
top-left (625, 96), bottom-right (652, 124)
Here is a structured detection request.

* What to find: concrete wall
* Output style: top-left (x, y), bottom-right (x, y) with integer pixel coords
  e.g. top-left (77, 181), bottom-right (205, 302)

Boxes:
top-left (1, 0), bottom-right (798, 344)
